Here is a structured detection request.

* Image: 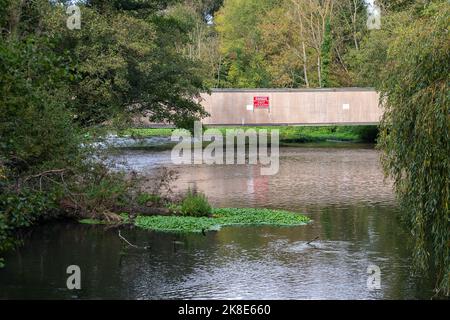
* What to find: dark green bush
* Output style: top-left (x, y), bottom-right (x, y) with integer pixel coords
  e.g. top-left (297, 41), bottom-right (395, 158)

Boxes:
top-left (353, 126), bottom-right (379, 143)
top-left (174, 116), bottom-right (204, 134)
top-left (0, 190), bottom-right (60, 266)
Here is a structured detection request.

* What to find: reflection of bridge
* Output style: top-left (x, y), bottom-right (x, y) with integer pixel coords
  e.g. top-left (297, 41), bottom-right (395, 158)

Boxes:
top-left (200, 88), bottom-right (381, 126)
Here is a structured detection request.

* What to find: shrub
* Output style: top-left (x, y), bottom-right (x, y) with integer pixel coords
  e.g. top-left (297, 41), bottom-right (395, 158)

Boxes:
top-left (0, 190), bottom-right (60, 266)
top-left (180, 190), bottom-right (212, 217)
top-left (174, 116), bottom-right (204, 134)
top-left (137, 193), bottom-right (162, 206)
top-left (352, 126), bottom-right (379, 143)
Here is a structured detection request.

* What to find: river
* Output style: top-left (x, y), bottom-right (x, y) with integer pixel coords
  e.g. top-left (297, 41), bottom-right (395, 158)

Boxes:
top-left (0, 144), bottom-right (435, 299)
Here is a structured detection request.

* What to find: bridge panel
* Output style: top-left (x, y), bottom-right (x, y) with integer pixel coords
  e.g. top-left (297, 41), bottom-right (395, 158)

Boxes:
top-left (200, 88), bottom-right (382, 126)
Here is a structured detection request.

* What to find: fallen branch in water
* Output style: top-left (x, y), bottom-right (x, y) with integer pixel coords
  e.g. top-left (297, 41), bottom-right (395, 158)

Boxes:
top-left (118, 230), bottom-right (150, 250)
top-left (307, 236), bottom-right (320, 245)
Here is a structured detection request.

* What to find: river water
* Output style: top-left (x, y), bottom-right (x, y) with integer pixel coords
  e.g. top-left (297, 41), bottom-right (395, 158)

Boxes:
top-left (0, 144), bottom-right (435, 299)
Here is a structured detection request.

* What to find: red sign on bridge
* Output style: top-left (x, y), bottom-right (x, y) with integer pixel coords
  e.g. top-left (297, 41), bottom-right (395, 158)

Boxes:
top-left (253, 96), bottom-right (270, 109)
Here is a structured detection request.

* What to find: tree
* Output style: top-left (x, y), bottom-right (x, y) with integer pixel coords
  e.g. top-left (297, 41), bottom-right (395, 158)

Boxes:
top-left (320, 17), bottom-right (332, 88)
top-left (262, 0), bottom-right (334, 88)
top-left (215, 0), bottom-right (276, 88)
top-left (86, 0), bottom-right (178, 13)
top-left (332, 0), bottom-right (367, 86)
top-left (0, 36), bottom-right (80, 176)
top-left (374, 1), bottom-right (449, 296)
top-left (347, 6), bottom-right (410, 87)
top-left (375, 0), bottom-right (417, 12)
top-left (213, 0), bottom-right (373, 88)
top-left (168, 2), bottom-right (223, 88)
top-left (0, 0), bottom-right (214, 259)
top-left (288, 0), bottom-right (333, 88)
top-left (39, 1), bottom-right (209, 127)
top-left (259, 2), bottom-right (312, 88)
top-left (183, 0), bottom-right (224, 18)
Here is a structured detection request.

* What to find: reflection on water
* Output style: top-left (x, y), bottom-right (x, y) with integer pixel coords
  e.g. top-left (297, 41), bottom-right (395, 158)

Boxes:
top-left (0, 146), bottom-right (435, 299)
top-left (110, 146), bottom-right (394, 210)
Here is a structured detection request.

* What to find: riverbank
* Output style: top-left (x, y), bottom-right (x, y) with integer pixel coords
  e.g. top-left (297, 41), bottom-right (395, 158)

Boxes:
top-left (80, 208), bottom-right (311, 233)
top-left (117, 125), bottom-right (378, 150)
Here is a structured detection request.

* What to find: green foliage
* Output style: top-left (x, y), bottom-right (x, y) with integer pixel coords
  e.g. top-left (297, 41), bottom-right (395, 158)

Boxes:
top-left (330, 0), bottom-right (368, 86)
top-left (0, 190), bottom-right (60, 262)
top-left (40, 3), bottom-right (209, 127)
top-left (121, 128), bottom-right (174, 137)
top-left (134, 207), bottom-right (310, 233)
top-left (215, 0), bottom-right (276, 88)
top-left (213, 0), bottom-right (366, 88)
top-left (126, 125), bottom-right (377, 143)
top-left (374, 1), bottom-right (449, 296)
top-left (349, 126), bottom-right (379, 143)
top-left (0, 0), bottom-right (209, 178)
top-left (173, 116), bottom-right (202, 133)
top-left (320, 17), bottom-right (332, 88)
top-left (169, 0), bottom-right (378, 89)
top-left (376, 0), bottom-right (417, 12)
top-left (348, 9), bottom-right (409, 87)
top-left (137, 193), bottom-right (162, 206)
top-left (213, 126), bottom-right (370, 143)
top-left (0, 0), bottom-right (213, 259)
top-left (83, 171), bottom-right (131, 210)
top-left (0, 25), bottom-right (86, 264)
top-left (180, 190), bottom-right (212, 217)
top-left (0, 36), bottom-right (81, 175)
top-left (0, 0), bottom-right (10, 27)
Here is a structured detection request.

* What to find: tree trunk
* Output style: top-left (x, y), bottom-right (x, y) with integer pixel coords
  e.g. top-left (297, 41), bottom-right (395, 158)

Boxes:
top-left (302, 41), bottom-right (310, 87)
top-left (9, 0), bottom-right (25, 38)
top-left (317, 55), bottom-right (322, 87)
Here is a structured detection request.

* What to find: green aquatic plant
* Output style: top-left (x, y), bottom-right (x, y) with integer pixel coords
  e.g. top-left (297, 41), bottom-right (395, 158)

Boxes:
top-left (180, 190), bottom-right (212, 218)
top-left (81, 208), bottom-right (310, 233)
top-left (134, 215), bottom-right (221, 233)
top-left (213, 208), bottom-right (311, 226)
top-left (134, 208), bottom-right (310, 233)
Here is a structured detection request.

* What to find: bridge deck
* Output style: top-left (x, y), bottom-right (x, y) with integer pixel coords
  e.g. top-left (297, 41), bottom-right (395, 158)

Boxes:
top-left (200, 88), bottom-right (382, 126)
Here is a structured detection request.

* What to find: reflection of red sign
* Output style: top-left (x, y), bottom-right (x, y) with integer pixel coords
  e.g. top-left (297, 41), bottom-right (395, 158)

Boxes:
top-left (253, 96), bottom-right (270, 108)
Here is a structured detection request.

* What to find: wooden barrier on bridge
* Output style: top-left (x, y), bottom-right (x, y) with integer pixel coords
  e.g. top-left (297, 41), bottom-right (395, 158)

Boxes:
top-left (199, 88), bottom-right (382, 126)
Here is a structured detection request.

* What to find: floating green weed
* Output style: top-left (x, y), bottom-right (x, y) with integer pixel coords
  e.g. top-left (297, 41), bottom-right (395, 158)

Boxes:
top-left (134, 208), bottom-right (310, 233)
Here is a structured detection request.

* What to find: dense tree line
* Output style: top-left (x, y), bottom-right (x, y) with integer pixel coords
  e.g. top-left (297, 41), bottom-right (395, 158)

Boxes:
top-left (191, 0), bottom-right (368, 88)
